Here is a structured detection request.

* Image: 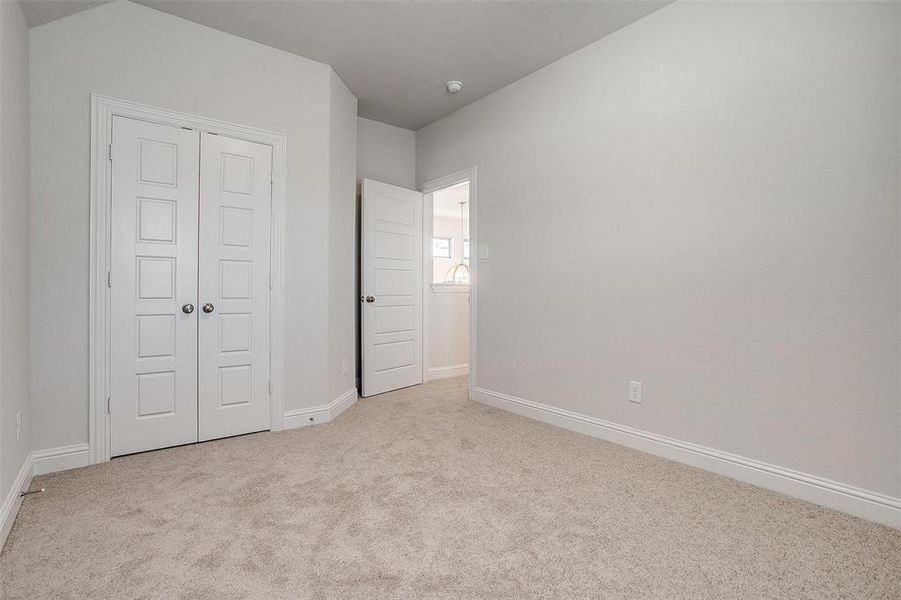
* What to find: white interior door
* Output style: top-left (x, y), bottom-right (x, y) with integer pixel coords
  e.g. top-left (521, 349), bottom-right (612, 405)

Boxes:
top-left (110, 116), bottom-right (200, 456)
top-left (197, 133), bottom-right (272, 441)
top-left (361, 178), bottom-right (423, 397)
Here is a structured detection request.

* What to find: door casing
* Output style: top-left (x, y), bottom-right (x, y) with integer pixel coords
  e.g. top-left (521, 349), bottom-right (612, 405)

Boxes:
top-left (89, 94), bottom-right (288, 464)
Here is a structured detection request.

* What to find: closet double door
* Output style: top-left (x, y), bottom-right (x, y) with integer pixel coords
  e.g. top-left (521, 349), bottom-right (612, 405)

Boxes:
top-left (109, 116), bottom-right (272, 457)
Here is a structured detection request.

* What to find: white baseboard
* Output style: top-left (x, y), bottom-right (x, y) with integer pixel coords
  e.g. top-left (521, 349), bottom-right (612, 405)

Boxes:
top-left (32, 443), bottom-right (91, 476)
top-left (283, 388), bottom-right (358, 430)
top-left (329, 387), bottom-right (358, 420)
top-left (26, 392), bottom-right (359, 480)
top-left (473, 387), bottom-right (901, 530)
top-left (427, 363), bottom-right (469, 381)
top-left (283, 405), bottom-right (330, 429)
top-left (1, 453), bottom-right (33, 549)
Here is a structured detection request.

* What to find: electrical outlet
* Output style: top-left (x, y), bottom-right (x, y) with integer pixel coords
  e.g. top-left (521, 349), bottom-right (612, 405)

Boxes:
top-left (16, 411), bottom-right (21, 443)
top-left (629, 381), bottom-right (642, 404)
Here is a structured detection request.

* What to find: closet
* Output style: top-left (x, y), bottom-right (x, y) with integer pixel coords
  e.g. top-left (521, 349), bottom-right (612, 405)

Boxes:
top-left (108, 116), bottom-right (272, 456)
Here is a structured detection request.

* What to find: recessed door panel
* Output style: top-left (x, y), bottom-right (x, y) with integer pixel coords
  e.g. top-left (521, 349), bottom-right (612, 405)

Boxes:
top-left (136, 371), bottom-right (177, 417)
top-left (219, 260), bottom-right (253, 299)
top-left (373, 305), bottom-right (415, 335)
top-left (220, 312), bottom-right (253, 353)
top-left (136, 314), bottom-right (176, 358)
top-left (220, 206), bottom-right (253, 247)
top-left (136, 257), bottom-right (175, 299)
top-left (110, 116), bottom-right (199, 456)
top-left (375, 193), bottom-right (416, 226)
top-left (137, 198), bottom-right (177, 243)
top-left (138, 140), bottom-right (177, 186)
top-left (375, 231), bottom-right (415, 261)
top-left (198, 133), bottom-right (272, 441)
top-left (374, 267), bottom-right (415, 296)
top-left (373, 340), bottom-right (415, 372)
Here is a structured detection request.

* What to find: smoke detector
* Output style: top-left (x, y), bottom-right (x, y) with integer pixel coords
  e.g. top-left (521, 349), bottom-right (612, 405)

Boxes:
top-left (446, 80), bottom-right (464, 94)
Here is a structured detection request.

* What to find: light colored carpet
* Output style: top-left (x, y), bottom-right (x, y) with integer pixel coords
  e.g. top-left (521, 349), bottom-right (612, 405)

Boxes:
top-left (2, 376), bottom-right (899, 599)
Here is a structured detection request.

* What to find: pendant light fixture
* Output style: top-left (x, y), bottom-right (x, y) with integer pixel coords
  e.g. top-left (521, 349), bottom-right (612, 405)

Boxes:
top-left (445, 200), bottom-right (470, 284)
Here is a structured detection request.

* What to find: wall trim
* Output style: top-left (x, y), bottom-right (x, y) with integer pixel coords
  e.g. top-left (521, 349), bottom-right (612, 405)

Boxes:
top-left (473, 387), bottom-right (901, 529)
top-left (32, 444), bottom-right (91, 476)
top-left (427, 363), bottom-right (470, 381)
top-left (27, 389), bottom-right (355, 478)
top-left (89, 94), bottom-right (289, 464)
top-left (1, 453), bottom-right (33, 550)
top-left (431, 283), bottom-right (469, 294)
top-left (283, 388), bottom-right (358, 430)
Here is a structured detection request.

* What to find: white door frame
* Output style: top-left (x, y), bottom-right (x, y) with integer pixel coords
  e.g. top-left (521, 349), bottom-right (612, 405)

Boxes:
top-left (420, 168), bottom-right (477, 400)
top-left (89, 94), bottom-right (288, 464)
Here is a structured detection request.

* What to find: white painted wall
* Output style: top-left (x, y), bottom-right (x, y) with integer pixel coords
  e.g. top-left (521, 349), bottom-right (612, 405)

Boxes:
top-left (356, 117), bottom-right (415, 189)
top-left (427, 289), bottom-right (469, 375)
top-left (29, 0), bottom-right (355, 451)
top-left (1, 0), bottom-right (32, 509)
top-left (328, 71), bottom-right (358, 400)
top-left (427, 208), bottom-right (469, 375)
top-left (417, 1), bottom-right (900, 497)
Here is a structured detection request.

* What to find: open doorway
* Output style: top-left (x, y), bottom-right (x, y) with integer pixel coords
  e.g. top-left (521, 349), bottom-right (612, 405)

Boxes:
top-left (423, 179), bottom-right (471, 386)
top-left (358, 169), bottom-right (476, 399)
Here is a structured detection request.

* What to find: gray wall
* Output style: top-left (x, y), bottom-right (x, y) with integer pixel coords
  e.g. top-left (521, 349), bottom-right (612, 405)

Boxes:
top-left (1, 0), bottom-right (32, 503)
top-left (417, 1), bottom-right (900, 496)
top-left (29, 1), bottom-right (355, 450)
top-left (328, 72), bottom-right (358, 400)
top-left (357, 117), bottom-right (415, 189)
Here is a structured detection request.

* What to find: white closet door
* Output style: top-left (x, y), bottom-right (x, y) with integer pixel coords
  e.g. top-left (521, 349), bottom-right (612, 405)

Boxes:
top-left (197, 133), bottom-right (272, 441)
top-left (361, 178), bottom-right (423, 397)
top-left (110, 116), bottom-right (200, 457)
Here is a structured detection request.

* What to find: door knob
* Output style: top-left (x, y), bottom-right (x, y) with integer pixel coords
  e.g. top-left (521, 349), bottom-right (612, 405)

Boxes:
top-left (365, 296), bottom-right (375, 303)
top-left (182, 303), bottom-right (195, 314)
top-left (202, 303), bottom-right (215, 313)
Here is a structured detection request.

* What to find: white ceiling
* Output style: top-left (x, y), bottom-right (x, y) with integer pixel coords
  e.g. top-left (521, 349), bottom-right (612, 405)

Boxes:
top-left (19, 1), bottom-right (110, 28)
top-left (433, 182), bottom-right (470, 220)
top-left (21, 0), bottom-right (671, 130)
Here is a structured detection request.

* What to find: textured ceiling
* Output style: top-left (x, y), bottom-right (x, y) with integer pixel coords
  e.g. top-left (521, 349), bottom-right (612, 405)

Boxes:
top-left (21, 0), bottom-right (671, 130)
top-left (434, 182), bottom-right (470, 219)
top-left (19, 0), bottom-right (110, 28)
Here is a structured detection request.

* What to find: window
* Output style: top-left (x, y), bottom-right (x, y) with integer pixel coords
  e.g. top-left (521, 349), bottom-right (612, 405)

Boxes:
top-left (432, 237), bottom-right (453, 258)
top-left (463, 240), bottom-right (470, 260)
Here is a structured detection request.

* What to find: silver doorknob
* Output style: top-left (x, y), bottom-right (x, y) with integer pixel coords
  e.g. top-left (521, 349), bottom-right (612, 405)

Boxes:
top-left (202, 303), bottom-right (215, 313)
top-left (182, 303), bottom-right (195, 314)
top-left (365, 296), bottom-right (375, 303)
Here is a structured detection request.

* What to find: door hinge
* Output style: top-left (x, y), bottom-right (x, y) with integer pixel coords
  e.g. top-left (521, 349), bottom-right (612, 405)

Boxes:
top-left (108, 144), bottom-right (113, 161)
top-left (107, 396), bottom-right (111, 414)
top-left (268, 380), bottom-right (272, 395)
top-left (107, 269), bottom-right (111, 288)
top-left (269, 274), bottom-right (273, 289)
